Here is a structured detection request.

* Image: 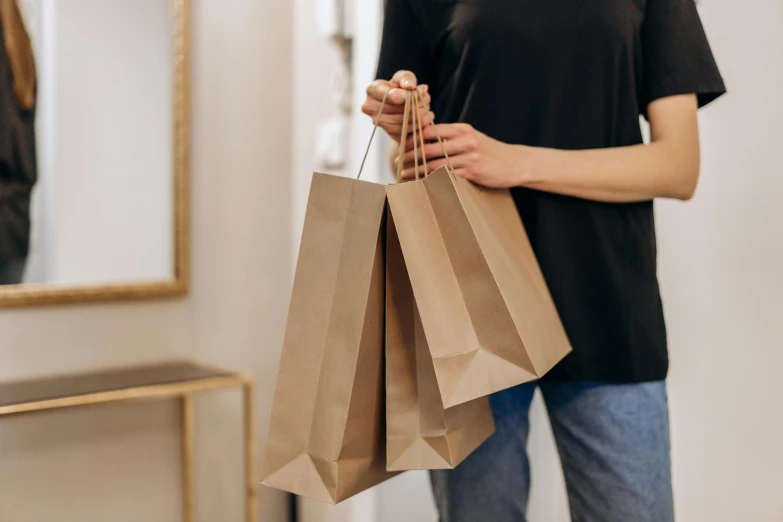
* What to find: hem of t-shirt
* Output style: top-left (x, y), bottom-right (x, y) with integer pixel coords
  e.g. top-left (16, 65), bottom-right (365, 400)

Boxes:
top-left (643, 80), bottom-right (727, 116)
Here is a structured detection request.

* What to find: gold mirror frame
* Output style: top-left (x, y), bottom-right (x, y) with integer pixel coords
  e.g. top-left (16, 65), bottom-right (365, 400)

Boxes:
top-left (0, 0), bottom-right (190, 308)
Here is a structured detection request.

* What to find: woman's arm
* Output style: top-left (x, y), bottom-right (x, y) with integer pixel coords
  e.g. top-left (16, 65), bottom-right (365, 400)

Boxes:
top-left (399, 94), bottom-right (701, 202)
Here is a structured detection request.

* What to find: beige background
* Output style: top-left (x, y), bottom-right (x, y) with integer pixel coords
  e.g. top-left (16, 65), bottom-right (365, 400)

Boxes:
top-left (0, 1), bottom-right (292, 521)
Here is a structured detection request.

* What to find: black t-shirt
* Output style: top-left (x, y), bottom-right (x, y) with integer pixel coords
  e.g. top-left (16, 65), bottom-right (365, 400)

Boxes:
top-left (377, 0), bottom-right (726, 382)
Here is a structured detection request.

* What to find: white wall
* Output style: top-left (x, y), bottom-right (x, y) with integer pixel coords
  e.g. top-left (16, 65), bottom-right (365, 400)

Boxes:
top-left (660, 0), bottom-right (783, 520)
top-left (374, 1), bottom-right (783, 521)
top-left (290, 0), bottom-right (344, 262)
top-left (0, 1), bottom-right (292, 521)
top-left (49, 0), bottom-right (174, 285)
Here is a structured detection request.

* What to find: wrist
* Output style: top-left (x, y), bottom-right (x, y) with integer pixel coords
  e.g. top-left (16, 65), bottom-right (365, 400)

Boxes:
top-left (511, 144), bottom-right (537, 187)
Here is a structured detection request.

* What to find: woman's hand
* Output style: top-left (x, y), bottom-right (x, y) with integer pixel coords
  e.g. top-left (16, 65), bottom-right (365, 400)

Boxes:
top-left (362, 70), bottom-right (433, 142)
top-left (398, 123), bottom-right (529, 188)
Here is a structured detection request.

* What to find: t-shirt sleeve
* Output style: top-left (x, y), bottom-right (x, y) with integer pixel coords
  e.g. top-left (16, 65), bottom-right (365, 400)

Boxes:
top-left (376, 0), bottom-right (430, 84)
top-left (641, 0), bottom-right (726, 109)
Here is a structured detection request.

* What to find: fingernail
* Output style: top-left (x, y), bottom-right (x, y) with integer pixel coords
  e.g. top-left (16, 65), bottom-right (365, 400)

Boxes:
top-left (401, 79), bottom-right (411, 88)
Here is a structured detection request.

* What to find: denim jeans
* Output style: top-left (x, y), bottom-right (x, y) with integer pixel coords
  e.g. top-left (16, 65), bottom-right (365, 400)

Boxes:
top-left (430, 381), bottom-right (674, 522)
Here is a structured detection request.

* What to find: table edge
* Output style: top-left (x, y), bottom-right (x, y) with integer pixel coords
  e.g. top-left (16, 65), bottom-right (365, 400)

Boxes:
top-left (0, 374), bottom-right (252, 417)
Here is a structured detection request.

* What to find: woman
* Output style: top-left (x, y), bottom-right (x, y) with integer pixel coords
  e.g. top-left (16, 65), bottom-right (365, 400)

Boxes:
top-left (363, 0), bottom-right (724, 521)
top-left (0, 0), bottom-right (36, 285)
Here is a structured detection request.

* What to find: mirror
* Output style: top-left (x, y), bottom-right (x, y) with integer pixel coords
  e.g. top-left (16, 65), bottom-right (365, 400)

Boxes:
top-left (0, 0), bottom-right (189, 306)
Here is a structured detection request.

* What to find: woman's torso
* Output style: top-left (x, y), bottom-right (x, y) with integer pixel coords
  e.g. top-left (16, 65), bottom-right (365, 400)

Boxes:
top-left (377, 0), bottom-right (725, 382)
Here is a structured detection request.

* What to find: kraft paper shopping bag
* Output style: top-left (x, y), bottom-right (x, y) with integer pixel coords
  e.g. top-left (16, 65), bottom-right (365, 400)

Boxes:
top-left (260, 172), bottom-right (397, 503)
top-left (386, 148), bottom-right (572, 409)
top-left (386, 206), bottom-right (495, 471)
top-left (383, 93), bottom-right (495, 470)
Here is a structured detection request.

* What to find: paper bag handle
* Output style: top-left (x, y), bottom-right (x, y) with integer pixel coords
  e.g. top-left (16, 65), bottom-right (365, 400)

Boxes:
top-left (356, 86), bottom-right (454, 181)
top-left (356, 87), bottom-right (423, 182)
top-left (413, 91), bottom-right (429, 175)
top-left (394, 90), bottom-right (432, 183)
top-left (399, 90), bottom-right (455, 181)
top-left (400, 90), bottom-right (432, 183)
top-left (399, 90), bottom-right (429, 182)
top-left (429, 113), bottom-right (456, 176)
top-left (394, 92), bottom-right (413, 182)
top-left (356, 88), bottom-right (391, 180)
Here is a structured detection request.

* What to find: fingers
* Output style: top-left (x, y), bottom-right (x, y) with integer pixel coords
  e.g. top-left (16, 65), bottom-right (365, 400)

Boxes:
top-left (418, 109), bottom-right (435, 127)
top-left (400, 132), bottom-right (475, 166)
top-left (362, 87), bottom-right (431, 117)
top-left (393, 107), bottom-right (433, 127)
top-left (363, 71), bottom-right (431, 141)
top-left (362, 91), bottom-right (433, 143)
top-left (399, 141), bottom-right (447, 166)
top-left (365, 79), bottom-right (404, 105)
top-left (409, 123), bottom-right (473, 143)
top-left (366, 81), bottom-right (425, 107)
top-left (361, 105), bottom-right (433, 133)
top-left (380, 110), bottom-right (435, 145)
top-left (391, 70), bottom-right (418, 90)
top-left (366, 71), bottom-right (422, 101)
top-left (396, 124), bottom-right (479, 178)
top-left (375, 112), bottom-right (434, 137)
top-left (399, 157), bottom-right (461, 180)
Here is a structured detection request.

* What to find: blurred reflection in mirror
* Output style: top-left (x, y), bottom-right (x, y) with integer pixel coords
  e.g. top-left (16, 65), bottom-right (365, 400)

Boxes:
top-left (0, 0), bottom-right (36, 285)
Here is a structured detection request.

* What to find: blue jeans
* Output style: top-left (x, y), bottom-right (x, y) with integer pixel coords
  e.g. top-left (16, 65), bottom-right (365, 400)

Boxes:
top-left (430, 381), bottom-right (674, 522)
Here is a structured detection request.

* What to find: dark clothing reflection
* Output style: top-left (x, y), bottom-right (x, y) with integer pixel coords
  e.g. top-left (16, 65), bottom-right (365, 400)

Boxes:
top-left (0, 257), bottom-right (24, 284)
top-left (0, 1), bottom-right (37, 285)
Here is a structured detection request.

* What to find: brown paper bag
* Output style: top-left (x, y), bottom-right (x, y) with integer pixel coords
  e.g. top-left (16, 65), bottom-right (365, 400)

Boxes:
top-left (386, 208), bottom-right (495, 471)
top-left (260, 172), bottom-right (397, 503)
top-left (386, 165), bottom-right (572, 409)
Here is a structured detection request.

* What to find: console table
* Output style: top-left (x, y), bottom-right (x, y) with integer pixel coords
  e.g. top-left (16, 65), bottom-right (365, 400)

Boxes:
top-left (0, 360), bottom-right (256, 522)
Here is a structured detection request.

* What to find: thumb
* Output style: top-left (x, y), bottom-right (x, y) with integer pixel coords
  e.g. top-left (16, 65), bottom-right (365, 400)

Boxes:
top-left (392, 70), bottom-right (418, 91)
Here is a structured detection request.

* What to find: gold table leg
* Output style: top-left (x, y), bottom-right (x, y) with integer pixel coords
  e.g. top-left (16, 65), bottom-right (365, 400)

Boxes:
top-left (181, 394), bottom-right (194, 522)
top-left (243, 382), bottom-right (257, 522)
